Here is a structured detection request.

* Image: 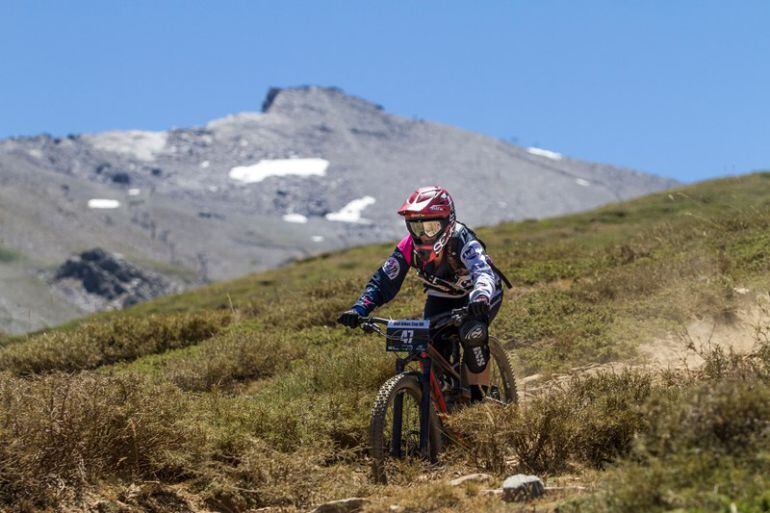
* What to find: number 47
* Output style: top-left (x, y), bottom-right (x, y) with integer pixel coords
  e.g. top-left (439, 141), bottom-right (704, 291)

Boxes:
top-left (400, 330), bottom-right (414, 344)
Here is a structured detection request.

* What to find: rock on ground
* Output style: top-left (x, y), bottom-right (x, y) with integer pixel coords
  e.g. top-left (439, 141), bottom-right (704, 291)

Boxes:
top-left (502, 474), bottom-right (545, 502)
top-left (52, 248), bottom-right (179, 312)
top-left (309, 497), bottom-right (369, 513)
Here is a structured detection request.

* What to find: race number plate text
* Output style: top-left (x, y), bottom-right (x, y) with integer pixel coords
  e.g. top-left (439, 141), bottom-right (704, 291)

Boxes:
top-left (386, 319), bottom-right (431, 352)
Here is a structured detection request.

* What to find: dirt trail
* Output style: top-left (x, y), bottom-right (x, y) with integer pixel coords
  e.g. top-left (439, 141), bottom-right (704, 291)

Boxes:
top-left (519, 293), bottom-right (770, 398)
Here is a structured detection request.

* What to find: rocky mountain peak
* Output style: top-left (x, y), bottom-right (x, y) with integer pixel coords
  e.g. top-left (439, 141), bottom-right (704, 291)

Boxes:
top-left (260, 86), bottom-right (385, 117)
top-left (0, 85), bottom-right (678, 334)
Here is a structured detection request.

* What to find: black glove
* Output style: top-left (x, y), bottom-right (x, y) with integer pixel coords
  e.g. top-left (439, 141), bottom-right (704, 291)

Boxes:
top-left (469, 297), bottom-right (490, 319)
top-left (338, 309), bottom-right (363, 328)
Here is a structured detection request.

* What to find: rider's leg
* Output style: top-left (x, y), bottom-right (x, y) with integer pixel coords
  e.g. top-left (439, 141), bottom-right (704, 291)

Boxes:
top-left (423, 294), bottom-right (466, 362)
top-left (462, 289), bottom-right (504, 401)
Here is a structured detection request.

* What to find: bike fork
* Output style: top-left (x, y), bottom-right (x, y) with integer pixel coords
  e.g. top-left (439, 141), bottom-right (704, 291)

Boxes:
top-left (419, 355), bottom-right (432, 459)
top-left (391, 358), bottom-right (407, 457)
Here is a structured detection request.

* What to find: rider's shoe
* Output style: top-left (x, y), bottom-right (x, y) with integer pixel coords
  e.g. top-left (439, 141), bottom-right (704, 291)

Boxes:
top-left (470, 384), bottom-right (489, 403)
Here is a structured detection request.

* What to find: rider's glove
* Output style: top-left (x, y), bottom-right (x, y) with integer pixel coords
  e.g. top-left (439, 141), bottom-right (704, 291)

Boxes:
top-left (338, 308), bottom-right (364, 328)
top-left (469, 296), bottom-right (490, 319)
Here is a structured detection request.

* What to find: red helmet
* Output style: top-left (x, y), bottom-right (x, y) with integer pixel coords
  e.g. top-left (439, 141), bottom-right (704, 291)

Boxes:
top-left (398, 186), bottom-right (456, 264)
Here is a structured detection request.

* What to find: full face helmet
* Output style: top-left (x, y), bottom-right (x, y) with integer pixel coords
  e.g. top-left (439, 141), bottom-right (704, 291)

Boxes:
top-left (397, 186), bottom-right (456, 264)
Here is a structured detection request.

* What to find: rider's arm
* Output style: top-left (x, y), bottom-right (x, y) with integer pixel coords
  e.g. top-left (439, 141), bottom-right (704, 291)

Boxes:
top-left (352, 236), bottom-right (412, 316)
top-left (459, 239), bottom-right (497, 302)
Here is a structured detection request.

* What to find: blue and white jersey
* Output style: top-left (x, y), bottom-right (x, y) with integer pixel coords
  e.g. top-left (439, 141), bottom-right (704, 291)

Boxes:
top-left (353, 223), bottom-right (501, 315)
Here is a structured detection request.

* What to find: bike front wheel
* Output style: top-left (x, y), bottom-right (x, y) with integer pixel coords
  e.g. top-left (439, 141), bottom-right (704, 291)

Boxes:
top-left (369, 372), bottom-right (442, 484)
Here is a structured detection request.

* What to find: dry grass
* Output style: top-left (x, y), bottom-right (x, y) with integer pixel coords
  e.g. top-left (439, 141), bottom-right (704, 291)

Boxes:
top-left (447, 371), bottom-right (654, 475)
top-left (0, 373), bottom-right (201, 510)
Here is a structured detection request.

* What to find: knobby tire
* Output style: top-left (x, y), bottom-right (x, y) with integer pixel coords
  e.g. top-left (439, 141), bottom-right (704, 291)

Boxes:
top-left (369, 372), bottom-right (441, 484)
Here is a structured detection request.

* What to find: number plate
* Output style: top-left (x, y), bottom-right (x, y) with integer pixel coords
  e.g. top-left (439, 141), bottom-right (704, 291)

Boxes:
top-left (386, 320), bottom-right (431, 352)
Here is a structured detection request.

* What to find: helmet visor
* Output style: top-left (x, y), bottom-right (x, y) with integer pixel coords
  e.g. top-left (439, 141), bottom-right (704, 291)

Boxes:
top-left (407, 219), bottom-right (444, 240)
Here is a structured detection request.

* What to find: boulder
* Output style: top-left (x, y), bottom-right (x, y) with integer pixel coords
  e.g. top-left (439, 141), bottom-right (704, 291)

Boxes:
top-left (502, 474), bottom-right (545, 502)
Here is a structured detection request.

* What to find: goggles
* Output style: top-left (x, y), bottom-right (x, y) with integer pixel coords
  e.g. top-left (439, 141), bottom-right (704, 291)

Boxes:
top-left (407, 219), bottom-right (445, 240)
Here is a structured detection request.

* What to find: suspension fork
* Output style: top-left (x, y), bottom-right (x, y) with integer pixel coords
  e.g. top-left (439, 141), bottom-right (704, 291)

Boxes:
top-left (390, 356), bottom-right (436, 460)
top-left (419, 354), bottom-right (432, 459)
top-left (391, 357), bottom-right (407, 457)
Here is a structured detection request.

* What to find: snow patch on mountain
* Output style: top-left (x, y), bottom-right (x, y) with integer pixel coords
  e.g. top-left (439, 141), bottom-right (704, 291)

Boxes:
top-left (282, 213), bottom-right (309, 223)
top-left (326, 196), bottom-right (376, 223)
top-left (229, 158), bottom-right (329, 184)
top-left (88, 199), bottom-right (121, 209)
top-left (527, 147), bottom-right (563, 160)
top-left (84, 130), bottom-right (168, 161)
top-left (575, 178), bottom-right (590, 187)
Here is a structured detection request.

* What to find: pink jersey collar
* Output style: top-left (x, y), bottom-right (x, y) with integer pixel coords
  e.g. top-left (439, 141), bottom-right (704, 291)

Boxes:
top-left (396, 235), bottom-right (414, 266)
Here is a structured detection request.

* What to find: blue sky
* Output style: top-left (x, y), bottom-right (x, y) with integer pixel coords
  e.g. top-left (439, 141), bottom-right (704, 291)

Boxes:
top-left (1, 1), bottom-right (769, 182)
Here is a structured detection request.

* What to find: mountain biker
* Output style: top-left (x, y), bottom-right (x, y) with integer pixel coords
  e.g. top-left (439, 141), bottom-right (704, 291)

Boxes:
top-left (337, 186), bottom-right (510, 401)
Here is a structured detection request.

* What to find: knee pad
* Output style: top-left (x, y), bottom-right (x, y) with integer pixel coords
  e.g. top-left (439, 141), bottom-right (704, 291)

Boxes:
top-left (460, 320), bottom-right (489, 373)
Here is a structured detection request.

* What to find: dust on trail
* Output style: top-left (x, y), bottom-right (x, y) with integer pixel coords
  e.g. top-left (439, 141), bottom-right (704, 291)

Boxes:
top-left (518, 291), bottom-right (770, 399)
top-left (639, 299), bottom-right (768, 370)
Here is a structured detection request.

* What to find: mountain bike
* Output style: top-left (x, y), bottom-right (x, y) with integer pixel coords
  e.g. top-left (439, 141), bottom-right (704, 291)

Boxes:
top-left (358, 306), bottom-right (517, 484)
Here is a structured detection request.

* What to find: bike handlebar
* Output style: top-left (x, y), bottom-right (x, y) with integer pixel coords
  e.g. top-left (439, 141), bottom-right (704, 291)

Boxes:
top-left (358, 306), bottom-right (470, 334)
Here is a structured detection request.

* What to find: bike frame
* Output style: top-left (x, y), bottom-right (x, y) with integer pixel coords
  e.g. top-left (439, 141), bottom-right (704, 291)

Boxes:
top-left (364, 308), bottom-right (468, 460)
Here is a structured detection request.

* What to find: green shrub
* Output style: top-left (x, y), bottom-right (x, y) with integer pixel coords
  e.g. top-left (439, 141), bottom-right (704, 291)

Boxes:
top-left (0, 247), bottom-right (19, 262)
top-left (165, 326), bottom-right (307, 391)
top-left (565, 344), bottom-right (770, 512)
top-left (0, 311), bottom-right (231, 375)
top-left (500, 289), bottom-right (619, 373)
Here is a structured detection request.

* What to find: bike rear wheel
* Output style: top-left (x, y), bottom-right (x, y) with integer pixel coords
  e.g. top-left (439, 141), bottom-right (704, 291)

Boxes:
top-left (486, 337), bottom-right (518, 405)
top-left (369, 372), bottom-right (442, 484)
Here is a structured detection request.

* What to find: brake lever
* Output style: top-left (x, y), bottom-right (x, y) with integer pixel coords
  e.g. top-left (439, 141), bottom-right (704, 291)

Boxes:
top-left (361, 322), bottom-right (382, 335)
top-left (449, 308), bottom-right (468, 326)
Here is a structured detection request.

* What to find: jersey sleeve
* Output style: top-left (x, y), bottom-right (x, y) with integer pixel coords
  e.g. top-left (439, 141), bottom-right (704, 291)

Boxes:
top-left (459, 239), bottom-right (497, 302)
top-left (352, 245), bottom-right (411, 315)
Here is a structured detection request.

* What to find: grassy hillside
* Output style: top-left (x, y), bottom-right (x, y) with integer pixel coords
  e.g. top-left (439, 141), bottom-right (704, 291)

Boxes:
top-left (2, 173), bottom-right (770, 512)
top-left (0, 246), bottom-right (20, 263)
